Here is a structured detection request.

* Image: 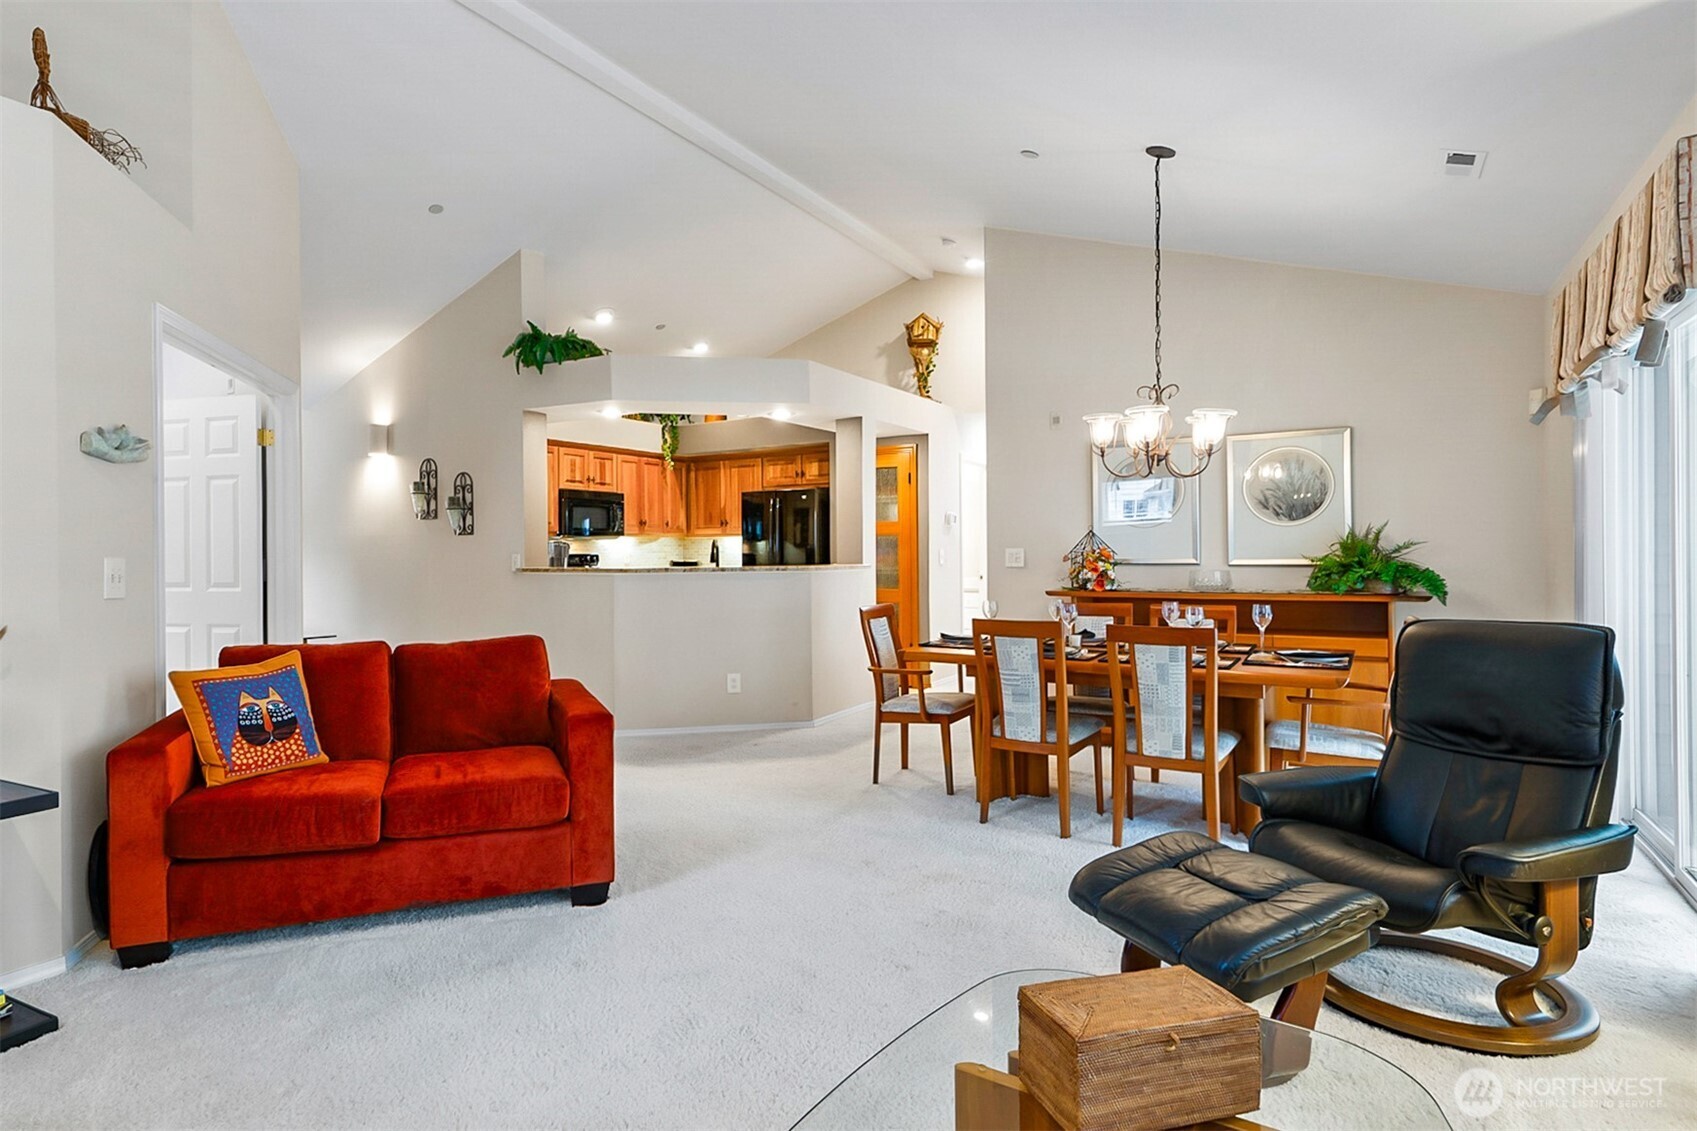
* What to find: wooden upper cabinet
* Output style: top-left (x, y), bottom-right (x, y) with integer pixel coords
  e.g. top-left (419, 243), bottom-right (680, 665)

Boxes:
top-left (725, 458), bottom-right (762, 528)
top-left (556, 445), bottom-right (590, 488)
top-left (637, 458), bottom-right (664, 533)
top-left (761, 445), bottom-right (830, 488)
top-left (586, 450), bottom-right (617, 489)
top-left (797, 447), bottom-right (830, 486)
top-left (658, 462), bottom-right (686, 532)
top-left (547, 445), bottom-right (561, 535)
top-left (687, 459), bottom-right (727, 534)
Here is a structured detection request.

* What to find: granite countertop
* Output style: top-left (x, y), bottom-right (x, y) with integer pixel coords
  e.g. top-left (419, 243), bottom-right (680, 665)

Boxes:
top-left (520, 564), bottom-right (868, 574)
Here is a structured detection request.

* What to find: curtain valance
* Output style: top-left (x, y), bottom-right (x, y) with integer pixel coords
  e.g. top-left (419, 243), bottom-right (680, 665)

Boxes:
top-left (1550, 135), bottom-right (1693, 389)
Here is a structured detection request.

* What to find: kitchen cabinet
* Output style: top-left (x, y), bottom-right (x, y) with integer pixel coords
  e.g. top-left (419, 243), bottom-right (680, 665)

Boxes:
top-left (760, 445), bottom-right (830, 488)
top-left (687, 459), bottom-right (728, 534)
top-left (585, 450), bottom-right (617, 489)
top-left (547, 446), bottom-right (560, 535)
top-left (726, 457), bottom-right (762, 522)
top-left (657, 463), bottom-right (686, 533)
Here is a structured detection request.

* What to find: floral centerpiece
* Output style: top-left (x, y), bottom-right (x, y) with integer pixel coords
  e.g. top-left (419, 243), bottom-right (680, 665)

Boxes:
top-left (1065, 529), bottom-right (1117, 591)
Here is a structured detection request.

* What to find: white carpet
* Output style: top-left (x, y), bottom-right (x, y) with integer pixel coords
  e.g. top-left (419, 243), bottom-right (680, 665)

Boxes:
top-left (6, 712), bottom-right (1694, 1130)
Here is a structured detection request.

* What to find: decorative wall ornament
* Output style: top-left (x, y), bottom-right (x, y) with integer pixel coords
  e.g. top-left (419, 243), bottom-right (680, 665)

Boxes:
top-left (411, 458), bottom-right (438, 520)
top-left (79, 425), bottom-right (151, 463)
top-left (28, 29), bottom-right (145, 173)
top-left (904, 312), bottom-right (942, 399)
top-left (1063, 528), bottom-right (1118, 591)
top-left (446, 472), bottom-right (474, 535)
top-left (1224, 427), bottom-right (1352, 566)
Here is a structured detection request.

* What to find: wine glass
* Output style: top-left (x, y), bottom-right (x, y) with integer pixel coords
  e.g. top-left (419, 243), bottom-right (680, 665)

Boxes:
top-left (1048, 598), bottom-right (1065, 622)
top-left (981, 598), bottom-right (999, 619)
top-left (1185, 605), bottom-right (1204, 629)
top-left (1161, 599), bottom-right (1182, 627)
top-left (1252, 603), bottom-right (1273, 655)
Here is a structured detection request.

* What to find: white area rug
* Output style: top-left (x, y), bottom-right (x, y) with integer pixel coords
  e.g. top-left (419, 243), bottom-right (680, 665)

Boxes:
top-left (7, 713), bottom-right (1695, 1130)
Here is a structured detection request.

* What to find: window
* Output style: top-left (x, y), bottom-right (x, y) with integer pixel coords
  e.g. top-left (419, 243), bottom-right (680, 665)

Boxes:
top-left (1577, 306), bottom-right (1697, 905)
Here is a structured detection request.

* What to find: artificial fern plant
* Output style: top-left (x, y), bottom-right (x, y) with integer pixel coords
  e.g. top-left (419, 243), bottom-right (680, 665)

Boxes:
top-left (1306, 522), bottom-right (1448, 604)
top-left (502, 322), bottom-right (605, 374)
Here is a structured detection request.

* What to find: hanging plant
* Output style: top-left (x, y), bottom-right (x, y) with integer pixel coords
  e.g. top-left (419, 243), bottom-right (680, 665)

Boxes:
top-left (502, 321), bottom-right (605, 374)
top-left (626, 413), bottom-right (690, 467)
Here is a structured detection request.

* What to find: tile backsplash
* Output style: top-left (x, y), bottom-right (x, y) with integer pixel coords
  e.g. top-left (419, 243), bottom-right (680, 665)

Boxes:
top-left (557, 535), bottom-right (742, 568)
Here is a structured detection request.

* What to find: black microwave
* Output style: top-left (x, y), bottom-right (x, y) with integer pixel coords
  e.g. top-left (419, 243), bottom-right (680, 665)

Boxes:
top-left (559, 489), bottom-right (624, 537)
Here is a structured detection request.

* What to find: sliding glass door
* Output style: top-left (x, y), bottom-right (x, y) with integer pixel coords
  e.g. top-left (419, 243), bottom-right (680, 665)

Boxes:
top-left (1577, 306), bottom-right (1696, 905)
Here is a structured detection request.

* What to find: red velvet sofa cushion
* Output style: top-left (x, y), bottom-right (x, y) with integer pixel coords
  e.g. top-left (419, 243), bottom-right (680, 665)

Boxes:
top-left (392, 636), bottom-right (552, 756)
top-left (382, 745), bottom-right (570, 839)
top-left (166, 760), bottom-right (388, 860)
top-left (221, 641), bottom-right (393, 762)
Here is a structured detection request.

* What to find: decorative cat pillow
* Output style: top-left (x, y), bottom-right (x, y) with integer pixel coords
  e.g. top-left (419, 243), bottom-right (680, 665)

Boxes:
top-left (169, 651), bottom-right (328, 786)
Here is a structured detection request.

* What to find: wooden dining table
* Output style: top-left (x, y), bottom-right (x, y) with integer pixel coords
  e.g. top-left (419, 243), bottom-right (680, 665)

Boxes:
top-left (903, 641), bottom-right (1354, 831)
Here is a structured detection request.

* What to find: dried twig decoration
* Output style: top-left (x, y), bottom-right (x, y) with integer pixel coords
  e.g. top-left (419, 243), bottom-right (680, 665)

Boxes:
top-left (28, 28), bottom-right (144, 173)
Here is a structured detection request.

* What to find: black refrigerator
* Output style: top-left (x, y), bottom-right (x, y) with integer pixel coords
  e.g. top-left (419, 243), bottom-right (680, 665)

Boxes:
top-left (742, 489), bottom-right (831, 565)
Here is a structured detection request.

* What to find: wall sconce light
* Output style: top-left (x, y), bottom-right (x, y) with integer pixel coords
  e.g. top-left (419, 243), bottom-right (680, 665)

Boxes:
top-left (368, 423), bottom-right (393, 457)
top-left (446, 471), bottom-right (474, 535)
top-left (410, 458), bottom-right (438, 519)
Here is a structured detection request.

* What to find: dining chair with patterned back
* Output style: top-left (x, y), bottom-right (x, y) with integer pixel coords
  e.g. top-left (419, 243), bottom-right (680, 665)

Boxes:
top-left (1267, 681), bottom-right (1391, 769)
top-left (972, 619), bottom-right (1106, 837)
top-left (860, 604), bottom-right (975, 794)
top-left (1103, 623), bottom-right (1240, 844)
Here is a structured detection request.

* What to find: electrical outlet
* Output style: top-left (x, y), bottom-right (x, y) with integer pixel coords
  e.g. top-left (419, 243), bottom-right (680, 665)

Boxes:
top-left (726, 673), bottom-right (742, 694)
top-left (1005, 548), bottom-right (1026, 568)
top-left (103, 557), bottom-right (126, 599)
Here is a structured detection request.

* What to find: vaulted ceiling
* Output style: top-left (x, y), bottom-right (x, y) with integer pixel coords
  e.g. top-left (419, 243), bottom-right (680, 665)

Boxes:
top-left (225, 0), bottom-right (1696, 402)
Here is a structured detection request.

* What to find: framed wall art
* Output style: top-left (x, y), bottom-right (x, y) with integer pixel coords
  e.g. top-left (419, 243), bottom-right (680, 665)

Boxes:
top-left (1090, 445), bottom-right (1202, 565)
top-left (1225, 427), bottom-right (1352, 565)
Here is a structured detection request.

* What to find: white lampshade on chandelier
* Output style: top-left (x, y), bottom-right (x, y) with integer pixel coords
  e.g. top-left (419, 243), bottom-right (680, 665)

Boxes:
top-left (1085, 146), bottom-right (1235, 480)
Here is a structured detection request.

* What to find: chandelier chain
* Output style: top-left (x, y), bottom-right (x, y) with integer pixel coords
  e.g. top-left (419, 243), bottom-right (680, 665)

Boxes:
top-left (1152, 151), bottom-right (1163, 399)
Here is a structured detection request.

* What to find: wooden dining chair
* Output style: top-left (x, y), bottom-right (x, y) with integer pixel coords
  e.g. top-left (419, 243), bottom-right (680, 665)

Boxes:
top-left (972, 619), bottom-right (1106, 838)
top-left (1267, 684), bottom-right (1390, 769)
top-left (860, 604), bottom-right (976, 794)
top-left (1103, 624), bottom-right (1239, 844)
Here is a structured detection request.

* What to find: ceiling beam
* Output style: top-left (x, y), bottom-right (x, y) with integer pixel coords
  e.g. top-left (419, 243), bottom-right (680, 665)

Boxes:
top-left (457, 0), bottom-right (932, 281)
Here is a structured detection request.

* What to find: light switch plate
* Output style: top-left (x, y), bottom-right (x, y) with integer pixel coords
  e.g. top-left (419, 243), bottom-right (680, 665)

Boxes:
top-left (103, 557), bottom-right (126, 599)
top-left (726, 673), bottom-right (742, 694)
top-left (1005, 548), bottom-right (1026, 568)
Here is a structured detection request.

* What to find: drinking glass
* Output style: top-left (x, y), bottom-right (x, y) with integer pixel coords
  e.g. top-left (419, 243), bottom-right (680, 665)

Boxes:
top-left (1185, 605), bottom-right (1204, 628)
top-left (981, 599), bottom-right (999, 619)
top-left (1252, 603), bottom-right (1273, 654)
top-left (1048, 599), bottom-right (1065, 622)
top-left (1161, 599), bottom-right (1182, 627)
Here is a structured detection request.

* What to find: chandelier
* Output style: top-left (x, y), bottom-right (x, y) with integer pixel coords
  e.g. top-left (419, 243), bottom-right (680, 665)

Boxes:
top-left (1084, 146), bottom-right (1235, 480)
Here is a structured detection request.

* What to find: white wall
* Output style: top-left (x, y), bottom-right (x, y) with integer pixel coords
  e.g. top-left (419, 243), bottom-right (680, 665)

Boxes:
top-left (985, 228), bottom-right (1554, 621)
top-left (301, 251), bottom-right (944, 728)
top-left (0, 4), bottom-right (299, 979)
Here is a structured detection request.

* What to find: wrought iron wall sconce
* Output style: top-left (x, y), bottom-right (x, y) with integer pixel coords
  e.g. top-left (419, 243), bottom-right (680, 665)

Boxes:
top-left (446, 471), bottom-right (474, 535)
top-left (410, 458), bottom-right (438, 519)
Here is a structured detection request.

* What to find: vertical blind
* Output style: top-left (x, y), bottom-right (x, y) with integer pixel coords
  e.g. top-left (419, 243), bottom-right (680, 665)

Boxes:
top-left (1551, 135), bottom-right (1694, 389)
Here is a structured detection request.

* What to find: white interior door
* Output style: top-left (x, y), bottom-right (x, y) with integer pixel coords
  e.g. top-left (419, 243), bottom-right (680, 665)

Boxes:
top-left (162, 393), bottom-right (263, 707)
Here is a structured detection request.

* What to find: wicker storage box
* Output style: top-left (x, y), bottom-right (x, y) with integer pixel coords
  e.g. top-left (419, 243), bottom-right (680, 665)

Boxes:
top-left (1017, 967), bottom-right (1261, 1131)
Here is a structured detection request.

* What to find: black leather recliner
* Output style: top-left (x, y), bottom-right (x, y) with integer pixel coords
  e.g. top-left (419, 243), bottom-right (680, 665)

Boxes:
top-left (1240, 619), bottom-right (1636, 1055)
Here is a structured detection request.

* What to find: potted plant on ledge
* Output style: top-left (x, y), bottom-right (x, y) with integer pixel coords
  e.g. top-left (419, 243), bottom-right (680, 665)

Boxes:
top-left (1306, 523), bottom-right (1448, 604)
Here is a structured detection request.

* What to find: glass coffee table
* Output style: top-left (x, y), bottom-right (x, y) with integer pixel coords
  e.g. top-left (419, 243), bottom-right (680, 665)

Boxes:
top-left (793, 970), bottom-right (1449, 1130)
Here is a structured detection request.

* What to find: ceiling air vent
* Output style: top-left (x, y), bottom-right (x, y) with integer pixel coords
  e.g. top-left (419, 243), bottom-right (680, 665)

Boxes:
top-left (1440, 149), bottom-right (1487, 179)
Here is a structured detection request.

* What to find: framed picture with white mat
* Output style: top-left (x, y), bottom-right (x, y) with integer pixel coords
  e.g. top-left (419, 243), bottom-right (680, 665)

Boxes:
top-left (1225, 427), bottom-right (1352, 565)
top-left (1090, 444), bottom-right (1202, 565)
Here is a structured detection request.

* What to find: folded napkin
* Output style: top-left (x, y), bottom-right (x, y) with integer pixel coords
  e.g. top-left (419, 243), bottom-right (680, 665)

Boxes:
top-left (938, 632), bottom-right (975, 646)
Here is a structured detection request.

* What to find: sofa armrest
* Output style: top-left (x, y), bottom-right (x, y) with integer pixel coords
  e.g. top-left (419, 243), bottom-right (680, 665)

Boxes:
top-left (1238, 766), bottom-right (1377, 832)
top-left (1458, 825), bottom-right (1637, 884)
top-left (550, 679), bottom-right (614, 888)
top-left (106, 712), bottom-right (197, 948)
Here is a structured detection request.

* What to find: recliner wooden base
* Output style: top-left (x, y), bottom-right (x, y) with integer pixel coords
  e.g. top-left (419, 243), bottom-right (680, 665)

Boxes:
top-left (1325, 932), bottom-right (1601, 1056)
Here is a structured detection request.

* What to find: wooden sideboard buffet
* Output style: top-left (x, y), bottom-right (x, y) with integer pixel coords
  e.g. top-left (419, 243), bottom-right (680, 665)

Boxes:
top-left (1044, 589), bottom-right (1430, 735)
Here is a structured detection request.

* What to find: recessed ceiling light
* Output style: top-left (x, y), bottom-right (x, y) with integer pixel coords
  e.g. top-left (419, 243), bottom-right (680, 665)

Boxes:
top-left (964, 257), bottom-right (985, 271)
top-left (691, 341), bottom-right (709, 355)
top-left (599, 406), bottom-right (620, 418)
top-left (770, 407), bottom-right (792, 420)
top-left (1019, 149), bottom-right (1040, 159)
top-left (593, 308), bottom-right (615, 326)
top-left (427, 203), bottom-right (444, 214)
top-left (655, 323), bottom-right (667, 331)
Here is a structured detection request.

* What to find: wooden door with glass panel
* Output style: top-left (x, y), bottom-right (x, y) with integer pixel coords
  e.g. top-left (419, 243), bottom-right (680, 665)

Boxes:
top-left (876, 445), bottom-right (921, 646)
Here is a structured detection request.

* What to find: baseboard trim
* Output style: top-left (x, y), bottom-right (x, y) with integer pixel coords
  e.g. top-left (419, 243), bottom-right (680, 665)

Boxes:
top-left (1, 929), bottom-right (99, 990)
top-left (617, 700), bottom-right (872, 738)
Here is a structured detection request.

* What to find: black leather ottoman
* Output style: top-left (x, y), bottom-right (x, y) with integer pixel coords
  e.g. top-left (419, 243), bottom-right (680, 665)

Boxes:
top-left (1069, 831), bottom-right (1387, 1028)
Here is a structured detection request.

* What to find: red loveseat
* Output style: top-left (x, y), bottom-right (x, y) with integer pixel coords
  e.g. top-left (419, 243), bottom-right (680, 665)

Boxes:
top-left (105, 635), bottom-right (613, 967)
